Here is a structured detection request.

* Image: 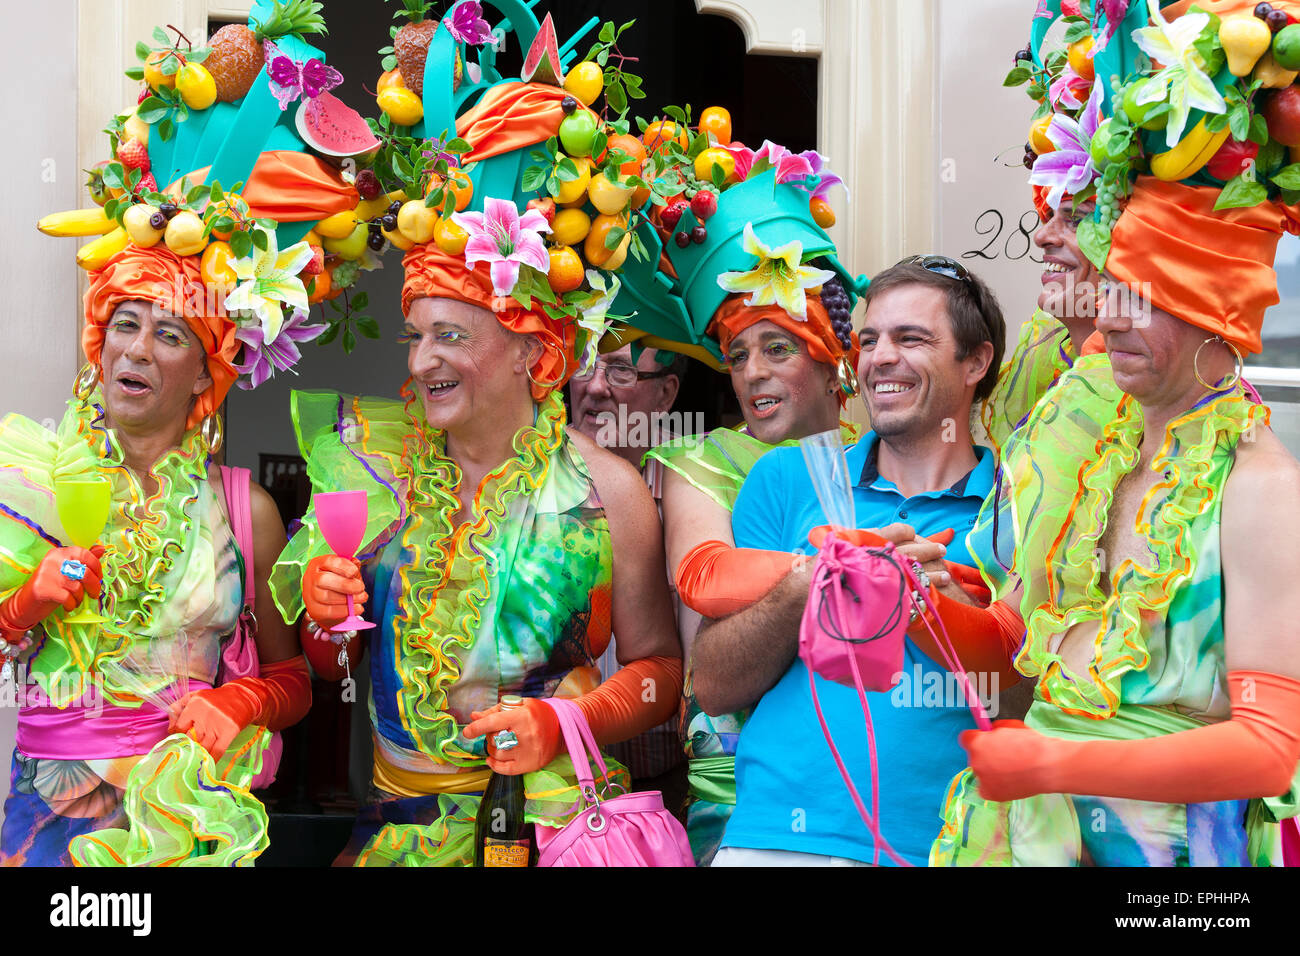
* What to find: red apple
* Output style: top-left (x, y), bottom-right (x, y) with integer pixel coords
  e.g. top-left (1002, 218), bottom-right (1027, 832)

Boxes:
top-left (1263, 85), bottom-right (1300, 146)
top-left (1205, 138), bottom-right (1259, 181)
top-left (526, 197), bottom-right (556, 225)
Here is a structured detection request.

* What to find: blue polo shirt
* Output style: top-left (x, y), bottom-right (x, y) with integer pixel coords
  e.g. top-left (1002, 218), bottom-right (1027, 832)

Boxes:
top-left (721, 432), bottom-right (995, 865)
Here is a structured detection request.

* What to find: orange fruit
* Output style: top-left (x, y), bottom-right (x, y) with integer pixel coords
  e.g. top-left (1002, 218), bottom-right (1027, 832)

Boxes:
top-left (207, 198), bottom-right (240, 240)
top-left (1029, 114), bottom-right (1055, 154)
top-left (584, 212), bottom-right (628, 268)
top-left (200, 241), bottom-right (237, 289)
top-left (377, 69), bottom-right (406, 93)
top-left (810, 197), bottom-right (836, 229)
top-left (1068, 37), bottom-right (1095, 82)
top-left (426, 166), bottom-right (473, 212)
top-left (604, 133), bottom-right (647, 178)
top-left (547, 245), bottom-right (585, 293)
top-left (643, 120), bottom-right (689, 155)
top-left (699, 106), bottom-right (732, 145)
top-left (144, 51), bottom-right (181, 90)
top-left (308, 266), bottom-right (336, 304)
top-left (434, 215), bottom-right (469, 255)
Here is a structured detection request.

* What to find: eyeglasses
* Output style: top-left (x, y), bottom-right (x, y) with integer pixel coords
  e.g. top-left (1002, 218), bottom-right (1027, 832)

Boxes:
top-left (570, 362), bottom-right (671, 388)
top-left (902, 254), bottom-right (972, 284)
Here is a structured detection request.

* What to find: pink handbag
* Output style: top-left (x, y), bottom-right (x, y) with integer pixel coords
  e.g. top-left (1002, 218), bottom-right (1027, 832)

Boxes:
top-left (218, 465), bottom-right (282, 789)
top-left (798, 532), bottom-right (991, 865)
top-left (536, 696), bottom-right (694, 867)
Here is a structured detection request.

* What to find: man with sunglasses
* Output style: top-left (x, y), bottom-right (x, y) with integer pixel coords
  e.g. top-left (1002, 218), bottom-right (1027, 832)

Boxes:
top-left (569, 344), bottom-right (691, 810)
top-left (691, 256), bottom-right (1006, 866)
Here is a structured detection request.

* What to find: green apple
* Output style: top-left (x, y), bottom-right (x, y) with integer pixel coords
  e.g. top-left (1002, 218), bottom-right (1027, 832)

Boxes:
top-left (323, 222), bottom-right (369, 261)
top-left (559, 111), bottom-right (598, 157)
top-left (1122, 78), bottom-right (1168, 131)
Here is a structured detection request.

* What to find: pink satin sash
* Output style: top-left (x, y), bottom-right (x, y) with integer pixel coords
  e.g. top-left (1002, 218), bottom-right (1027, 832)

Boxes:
top-left (15, 680), bottom-right (212, 760)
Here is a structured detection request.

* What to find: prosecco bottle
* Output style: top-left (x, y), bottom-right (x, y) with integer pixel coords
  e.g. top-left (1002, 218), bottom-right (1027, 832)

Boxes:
top-left (473, 695), bottom-right (538, 866)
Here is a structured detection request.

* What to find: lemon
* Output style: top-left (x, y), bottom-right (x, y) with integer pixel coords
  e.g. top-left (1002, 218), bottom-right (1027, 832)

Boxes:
top-left (397, 200), bottom-right (438, 243)
top-left (587, 171), bottom-right (634, 215)
top-left (377, 87), bottom-right (424, 127)
top-left (316, 210), bottom-right (360, 239)
top-left (176, 63), bottom-right (217, 110)
top-left (324, 222), bottom-right (369, 261)
top-left (552, 208), bottom-right (592, 246)
top-left (164, 211), bottom-right (206, 256)
top-left (694, 147), bottom-right (735, 183)
top-left (382, 226), bottom-right (414, 251)
top-left (555, 157), bottom-right (592, 206)
top-left (564, 62), bottom-right (604, 107)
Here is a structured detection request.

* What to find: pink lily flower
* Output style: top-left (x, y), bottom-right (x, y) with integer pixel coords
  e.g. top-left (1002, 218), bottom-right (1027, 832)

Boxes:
top-left (723, 140), bottom-right (815, 185)
top-left (234, 308), bottom-right (327, 390)
top-left (452, 196), bottom-right (551, 297)
top-left (1050, 64), bottom-right (1091, 111)
top-left (797, 149), bottom-right (848, 201)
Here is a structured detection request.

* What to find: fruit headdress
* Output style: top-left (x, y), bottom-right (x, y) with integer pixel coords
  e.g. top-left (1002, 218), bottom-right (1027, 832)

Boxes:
top-left (359, 5), bottom-right (680, 395)
top-left (40, 0), bottom-right (386, 424)
top-left (1010, 0), bottom-right (1300, 352)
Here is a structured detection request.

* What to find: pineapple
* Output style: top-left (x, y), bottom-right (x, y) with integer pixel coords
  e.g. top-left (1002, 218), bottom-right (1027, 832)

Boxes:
top-left (207, 0), bottom-right (327, 103)
top-left (391, 0), bottom-right (436, 98)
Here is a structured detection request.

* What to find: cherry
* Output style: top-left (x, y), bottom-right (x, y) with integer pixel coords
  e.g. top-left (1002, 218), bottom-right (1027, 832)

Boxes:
top-left (1256, 3), bottom-right (1274, 20)
top-left (388, 200), bottom-right (403, 215)
top-left (561, 95), bottom-right (578, 115)
top-left (149, 212), bottom-right (166, 230)
top-left (159, 203), bottom-right (178, 218)
top-left (381, 213), bottom-right (398, 230)
top-left (674, 231), bottom-right (691, 248)
top-left (1268, 8), bottom-right (1289, 31)
top-left (367, 232), bottom-right (386, 251)
top-left (691, 224), bottom-right (707, 244)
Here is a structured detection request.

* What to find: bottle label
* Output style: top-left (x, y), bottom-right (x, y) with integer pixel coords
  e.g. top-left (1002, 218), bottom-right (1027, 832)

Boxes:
top-left (483, 839), bottom-right (530, 867)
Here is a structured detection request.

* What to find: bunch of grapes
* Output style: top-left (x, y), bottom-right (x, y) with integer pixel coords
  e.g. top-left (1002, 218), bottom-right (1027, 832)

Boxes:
top-left (819, 277), bottom-right (855, 351)
top-left (1096, 179), bottom-right (1123, 229)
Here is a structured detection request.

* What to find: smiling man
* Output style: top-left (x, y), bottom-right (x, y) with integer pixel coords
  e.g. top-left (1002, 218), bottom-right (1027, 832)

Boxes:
top-left (690, 256), bottom-right (1006, 866)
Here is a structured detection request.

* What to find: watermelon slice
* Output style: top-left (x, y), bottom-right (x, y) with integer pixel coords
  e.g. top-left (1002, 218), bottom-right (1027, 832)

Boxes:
top-left (521, 13), bottom-right (564, 86)
top-left (296, 91), bottom-right (381, 161)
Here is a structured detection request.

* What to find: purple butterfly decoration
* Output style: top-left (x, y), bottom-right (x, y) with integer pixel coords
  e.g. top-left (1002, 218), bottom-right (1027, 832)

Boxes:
top-left (264, 39), bottom-right (344, 111)
top-left (443, 1), bottom-right (495, 46)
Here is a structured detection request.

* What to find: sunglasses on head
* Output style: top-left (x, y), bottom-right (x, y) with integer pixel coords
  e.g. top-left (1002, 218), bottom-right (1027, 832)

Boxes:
top-left (901, 254), bottom-right (972, 284)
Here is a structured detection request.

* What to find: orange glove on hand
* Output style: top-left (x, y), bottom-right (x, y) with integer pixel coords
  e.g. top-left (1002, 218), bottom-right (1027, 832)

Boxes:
top-left (169, 656), bottom-right (312, 760)
top-left (303, 554), bottom-right (367, 630)
top-left (0, 546), bottom-right (106, 640)
top-left (909, 594), bottom-right (1023, 684)
top-left (574, 656), bottom-right (684, 745)
top-left (463, 697), bottom-right (562, 776)
top-left (961, 670), bottom-right (1300, 803)
top-left (675, 540), bottom-right (797, 618)
top-left (945, 562), bottom-right (992, 606)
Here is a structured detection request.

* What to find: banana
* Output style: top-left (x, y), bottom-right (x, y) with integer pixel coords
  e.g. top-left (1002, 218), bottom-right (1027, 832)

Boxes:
top-left (1150, 117), bottom-right (1232, 181)
top-left (38, 207), bottom-right (115, 237)
top-left (75, 227), bottom-right (128, 271)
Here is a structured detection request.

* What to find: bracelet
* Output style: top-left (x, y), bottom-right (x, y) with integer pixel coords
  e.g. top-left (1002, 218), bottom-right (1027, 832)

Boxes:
top-left (305, 615), bottom-right (357, 677)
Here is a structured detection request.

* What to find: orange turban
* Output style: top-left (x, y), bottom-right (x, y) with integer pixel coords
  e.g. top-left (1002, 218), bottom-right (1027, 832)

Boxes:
top-left (82, 245), bottom-right (240, 430)
top-left (456, 82), bottom-right (593, 165)
top-left (1032, 185), bottom-right (1053, 224)
top-left (708, 294), bottom-right (860, 406)
top-left (401, 242), bottom-right (575, 400)
top-left (1106, 177), bottom-right (1300, 354)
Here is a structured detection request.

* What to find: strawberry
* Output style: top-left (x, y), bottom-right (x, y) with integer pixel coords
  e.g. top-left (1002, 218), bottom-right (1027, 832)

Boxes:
top-left (137, 85), bottom-right (151, 104)
top-left (690, 189), bottom-right (717, 221)
top-left (660, 199), bottom-right (690, 230)
top-left (118, 139), bottom-right (151, 173)
top-left (302, 244), bottom-right (325, 276)
top-left (135, 173), bottom-right (159, 195)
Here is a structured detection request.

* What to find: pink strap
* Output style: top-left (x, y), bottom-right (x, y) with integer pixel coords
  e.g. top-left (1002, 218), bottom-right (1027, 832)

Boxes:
top-left (543, 697), bottom-right (614, 806)
top-left (219, 465), bottom-right (255, 609)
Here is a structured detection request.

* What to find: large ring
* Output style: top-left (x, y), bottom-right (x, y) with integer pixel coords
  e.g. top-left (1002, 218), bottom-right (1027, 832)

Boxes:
top-left (493, 730), bottom-right (519, 751)
top-left (1193, 336), bottom-right (1243, 392)
top-left (60, 559), bottom-right (87, 581)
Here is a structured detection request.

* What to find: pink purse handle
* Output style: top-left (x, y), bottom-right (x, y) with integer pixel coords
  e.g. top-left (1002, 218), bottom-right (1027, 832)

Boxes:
top-left (542, 697), bottom-right (622, 813)
top-left (803, 543), bottom-right (993, 867)
top-left (219, 465), bottom-right (255, 615)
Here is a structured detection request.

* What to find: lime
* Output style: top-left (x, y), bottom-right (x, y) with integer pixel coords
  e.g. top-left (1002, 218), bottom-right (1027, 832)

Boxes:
top-left (1122, 79), bottom-right (1168, 131)
top-left (1273, 24), bottom-right (1300, 70)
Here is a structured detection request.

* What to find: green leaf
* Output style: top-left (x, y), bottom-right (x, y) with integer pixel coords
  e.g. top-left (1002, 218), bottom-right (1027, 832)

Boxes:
top-left (209, 182), bottom-right (224, 204)
top-left (357, 315), bottom-right (381, 339)
top-left (522, 165), bottom-right (548, 192)
top-left (382, 54), bottom-right (397, 71)
top-left (160, 55), bottom-right (182, 76)
top-left (599, 21), bottom-right (615, 43)
top-left (591, 130), bottom-right (608, 162)
top-left (635, 116), bottom-right (649, 134)
top-left (230, 230), bottom-right (253, 259)
top-left (1269, 162), bottom-right (1300, 190)
top-left (605, 226), bottom-right (627, 250)
top-left (686, 132), bottom-right (709, 161)
top-left (546, 174), bottom-right (560, 197)
top-left (582, 43), bottom-right (602, 63)
top-left (158, 117), bottom-right (175, 141)
top-left (1258, 138), bottom-right (1286, 176)
top-left (187, 48), bottom-right (210, 63)
top-left (618, 20), bottom-right (636, 35)
top-left (1205, 112), bottom-right (1229, 134)
top-left (138, 97), bottom-right (170, 122)
top-left (152, 26), bottom-right (169, 45)
top-left (135, 41), bottom-right (151, 61)
top-left (629, 228), bottom-right (649, 263)
top-left (104, 164), bottom-right (126, 191)
top-left (711, 163), bottom-right (726, 188)
top-left (126, 166), bottom-right (141, 190)
top-left (597, 48), bottom-right (609, 67)
top-left (1249, 113), bottom-right (1270, 147)
top-left (212, 215), bottom-right (236, 233)
top-left (1003, 65), bottom-right (1032, 88)
top-left (664, 105), bottom-right (686, 124)
top-left (1076, 219), bottom-right (1112, 272)
top-left (606, 80), bottom-right (626, 114)
top-left (1214, 172), bottom-right (1267, 210)
top-left (446, 137), bottom-right (471, 153)
top-left (1283, 188), bottom-right (1300, 205)
top-left (1228, 102), bottom-right (1250, 142)
top-left (316, 322), bottom-right (340, 346)
top-left (441, 192), bottom-right (455, 217)
top-left (352, 291), bottom-right (369, 311)
top-left (343, 327), bottom-right (357, 353)
top-left (1063, 21), bottom-right (1091, 44)
top-left (124, 66), bottom-right (145, 80)
top-left (251, 229), bottom-right (269, 252)
top-left (556, 157), bottom-right (579, 181)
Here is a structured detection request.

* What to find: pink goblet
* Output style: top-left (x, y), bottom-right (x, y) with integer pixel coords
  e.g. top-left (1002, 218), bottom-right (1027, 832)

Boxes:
top-left (313, 490), bottom-right (376, 633)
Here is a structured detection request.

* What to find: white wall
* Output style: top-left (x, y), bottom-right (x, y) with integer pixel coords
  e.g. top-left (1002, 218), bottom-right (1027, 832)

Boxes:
top-left (0, 0), bottom-right (82, 826)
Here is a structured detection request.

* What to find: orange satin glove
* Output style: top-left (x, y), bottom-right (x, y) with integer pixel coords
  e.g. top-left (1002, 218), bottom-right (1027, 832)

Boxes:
top-left (464, 697), bottom-right (563, 775)
top-left (945, 562), bottom-right (992, 606)
top-left (0, 546), bottom-right (106, 640)
top-left (909, 594), bottom-right (1024, 685)
top-left (675, 540), bottom-right (797, 618)
top-left (303, 554), bottom-right (367, 630)
top-left (962, 670), bottom-right (1300, 803)
top-left (169, 656), bottom-right (312, 760)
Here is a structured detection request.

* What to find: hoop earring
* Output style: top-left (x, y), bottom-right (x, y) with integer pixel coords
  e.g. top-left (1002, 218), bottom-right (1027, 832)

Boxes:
top-left (201, 413), bottom-right (224, 455)
top-left (73, 363), bottom-right (101, 402)
top-left (1193, 335), bottom-right (1243, 392)
top-left (524, 339), bottom-right (568, 392)
top-left (837, 357), bottom-right (860, 398)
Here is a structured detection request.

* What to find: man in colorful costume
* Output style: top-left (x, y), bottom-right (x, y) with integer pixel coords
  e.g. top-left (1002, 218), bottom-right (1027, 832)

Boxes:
top-left (0, 0), bottom-right (361, 865)
top-left (270, 15), bottom-right (684, 866)
top-left (931, 0), bottom-right (1300, 865)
